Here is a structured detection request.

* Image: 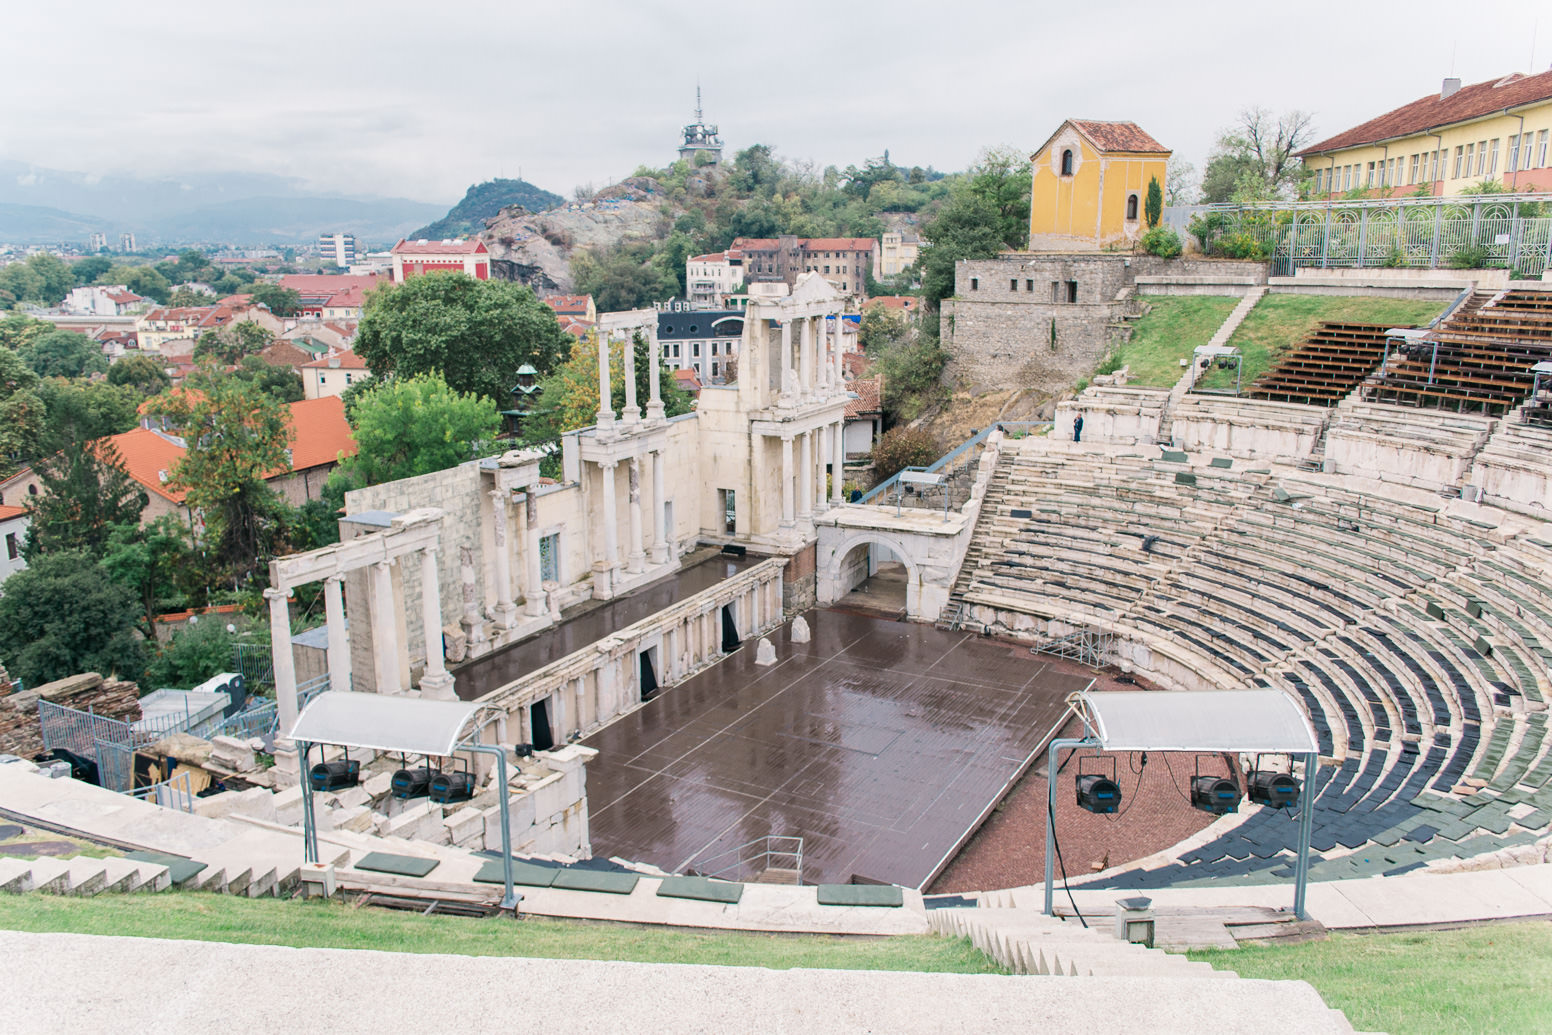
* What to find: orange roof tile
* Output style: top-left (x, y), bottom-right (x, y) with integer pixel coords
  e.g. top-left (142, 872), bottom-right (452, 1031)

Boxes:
top-left (286, 396), bottom-right (356, 470)
top-left (1067, 120), bottom-right (1170, 154)
top-left (1300, 69), bottom-right (1552, 155)
top-left (104, 427), bottom-right (190, 502)
top-left (845, 376), bottom-right (883, 419)
top-left (0, 504), bottom-right (28, 521)
top-left (299, 350), bottom-right (368, 370)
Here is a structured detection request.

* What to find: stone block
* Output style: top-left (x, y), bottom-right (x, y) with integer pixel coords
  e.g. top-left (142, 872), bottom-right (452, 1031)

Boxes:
top-left (363, 772), bottom-right (393, 800)
top-left (443, 807), bottom-right (484, 847)
top-left (384, 800), bottom-right (439, 840)
top-left (332, 805), bottom-right (377, 834)
top-left (531, 774), bottom-right (568, 821)
top-left (326, 784), bottom-right (371, 810)
top-left (273, 784), bottom-right (305, 826)
top-left (755, 638), bottom-right (777, 666)
top-left (208, 735), bottom-right (257, 771)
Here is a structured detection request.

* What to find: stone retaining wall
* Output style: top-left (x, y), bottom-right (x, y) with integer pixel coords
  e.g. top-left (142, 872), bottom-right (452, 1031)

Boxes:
top-left (0, 672), bottom-right (142, 759)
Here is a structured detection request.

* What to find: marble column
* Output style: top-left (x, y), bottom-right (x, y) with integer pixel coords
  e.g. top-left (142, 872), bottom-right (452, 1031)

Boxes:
top-left (458, 546), bottom-right (486, 648)
top-left (371, 560), bottom-right (402, 693)
top-left (832, 309), bottom-right (845, 389)
top-left (780, 434), bottom-right (795, 529)
top-left (266, 587), bottom-right (299, 736)
top-left (778, 320), bottom-right (793, 402)
top-left (798, 430), bottom-right (814, 532)
top-left (650, 449), bottom-right (668, 563)
top-left (813, 426), bottom-right (829, 515)
top-left (622, 331), bottom-right (640, 423)
top-left (322, 574), bottom-right (351, 693)
top-left (488, 489), bottom-right (518, 629)
top-left (627, 456), bottom-right (645, 574)
top-left (599, 461), bottom-right (620, 570)
top-left (799, 317), bottom-right (813, 398)
top-left (596, 331), bottom-right (614, 430)
top-left (832, 418), bottom-right (846, 504)
top-left (647, 331), bottom-right (665, 421)
top-left (418, 547), bottom-right (455, 698)
top-left (524, 491), bottom-right (545, 618)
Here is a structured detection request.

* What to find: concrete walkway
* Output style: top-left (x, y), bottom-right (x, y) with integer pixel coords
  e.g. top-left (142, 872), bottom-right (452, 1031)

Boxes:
top-left (0, 931), bottom-right (1354, 1034)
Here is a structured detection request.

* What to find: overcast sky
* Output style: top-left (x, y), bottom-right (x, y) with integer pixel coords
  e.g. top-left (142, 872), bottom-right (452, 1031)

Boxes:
top-left (5, 1), bottom-right (1546, 204)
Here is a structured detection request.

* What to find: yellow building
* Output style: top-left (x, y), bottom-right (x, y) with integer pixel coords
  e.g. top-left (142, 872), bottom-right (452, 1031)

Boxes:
top-left (1298, 70), bottom-right (1552, 198)
top-left (1028, 119), bottom-right (1170, 250)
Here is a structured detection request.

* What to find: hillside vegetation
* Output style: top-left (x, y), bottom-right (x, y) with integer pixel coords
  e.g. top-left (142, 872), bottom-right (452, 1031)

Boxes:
top-left (1105, 295), bottom-right (1243, 388)
top-left (412, 178), bottom-right (565, 240)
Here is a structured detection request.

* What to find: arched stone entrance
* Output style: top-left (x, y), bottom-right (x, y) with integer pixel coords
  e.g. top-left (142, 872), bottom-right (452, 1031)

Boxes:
top-left (817, 530), bottom-right (921, 618)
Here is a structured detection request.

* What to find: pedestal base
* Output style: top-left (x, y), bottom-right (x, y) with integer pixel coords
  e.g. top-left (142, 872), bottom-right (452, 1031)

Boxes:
top-left (418, 672), bottom-right (457, 700)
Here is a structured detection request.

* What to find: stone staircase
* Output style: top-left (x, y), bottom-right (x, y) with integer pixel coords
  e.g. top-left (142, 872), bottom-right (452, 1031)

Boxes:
top-left (939, 453), bottom-right (1014, 630)
top-left (1161, 286), bottom-right (1268, 444)
top-left (930, 906), bottom-right (1232, 979)
top-left (0, 855), bottom-right (173, 896)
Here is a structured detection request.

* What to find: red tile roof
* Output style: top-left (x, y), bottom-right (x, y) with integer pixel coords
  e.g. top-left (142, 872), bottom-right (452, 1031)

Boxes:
top-left (543, 294), bottom-right (594, 315)
top-left (0, 504), bottom-right (28, 522)
top-left (1299, 69), bottom-right (1552, 155)
top-left (300, 349), bottom-right (368, 370)
top-left (391, 238), bottom-right (488, 255)
top-left (866, 295), bottom-right (919, 311)
top-left (286, 396), bottom-right (356, 470)
top-left (1068, 120), bottom-right (1170, 154)
top-left (845, 376), bottom-right (882, 419)
top-left (105, 427), bottom-right (190, 502)
top-left (805, 238), bottom-right (876, 251)
top-left (732, 238), bottom-right (779, 251)
top-left (673, 368), bottom-right (702, 392)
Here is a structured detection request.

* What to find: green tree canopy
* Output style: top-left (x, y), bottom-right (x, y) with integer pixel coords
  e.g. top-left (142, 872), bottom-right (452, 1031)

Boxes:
top-left (0, 550), bottom-right (147, 688)
top-left (0, 349), bottom-right (45, 475)
top-left (917, 147), bottom-right (1031, 312)
top-left (107, 354), bottom-right (172, 395)
top-left (1201, 107), bottom-right (1315, 203)
top-left (0, 312), bottom-right (49, 352)
top-left (72, 256), bottom-right (113, 286)
top-left (96, 264), bottom-right (171, 304)
top-left (354, 273), bottom-right (571, 402)
top-left (193, 321), bottom-right (271, 365)
top-left (20, 329), bottom-right (107, 380)
top-left (24, 434), bottom-right (147, 560)
top-left (101, 516), bottom-right (196, 639)
top-left (36, 378), bottom-right (139, 450)
top-left (331, 373), bottom-right (499, 490)
top-left (1145, 176), bottom-right (1163, 229)
top-left (248, 283), bottom-right (302, 317)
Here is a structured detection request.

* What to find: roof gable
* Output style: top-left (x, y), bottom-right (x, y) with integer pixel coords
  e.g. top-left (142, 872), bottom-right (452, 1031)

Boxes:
top-left (1035, 119), bottom-right (1170, 158)
top-left (1300, 69), bottom-right (1552, 154)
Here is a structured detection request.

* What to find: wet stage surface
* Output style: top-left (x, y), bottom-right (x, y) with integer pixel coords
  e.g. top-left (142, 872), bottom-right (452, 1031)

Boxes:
top-left (455, 554), bottom-right (755, 701)
top-left (583, 610), bottom-right (1086, 889)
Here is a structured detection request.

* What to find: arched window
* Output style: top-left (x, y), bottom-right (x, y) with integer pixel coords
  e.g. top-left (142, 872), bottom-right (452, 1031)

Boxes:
top-left (1126, 194), bottom-right (1139, 220)
top-left (1060, 149), bottom-right (1074, 176)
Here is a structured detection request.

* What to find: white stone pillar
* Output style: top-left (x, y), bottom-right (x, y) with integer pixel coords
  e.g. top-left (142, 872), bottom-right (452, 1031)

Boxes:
top-left (799, 316), bottom-right (813, 398)
top-left (778, 320), bottom-right (793, 403)
top-left (371, 560), bottom-right (402, 693)
top-left (627, 457), bottom-right (645, 574)
top-left (650, 449), bottom-right (668, 563)
top-left (798, 430), bottom-right (814, 531)
top-left (596, 331), bottom-right (614, 431)
top-left (780, 434), bottom-right (795, 529)
top-left (647, 331), bottom-right (664, 421)
top-left (600, 461), bottom-right (619, 570)
top-left (266, 587), bottom-right (299, 736)
top-left (832, 309), bottom-right (845, 390)
top-left (524, 491), bottom-right (545, 618)
top-left (322, 574), bottom-right (351, 693)
top-left (622, 331), bottom-right (640, 423)
top-left (832, 418), bottom-right (846, 504)
top-left (419, 547), bottom-right (455, 698)
top-left (814, 426), bottom-right (829, 515)
top-left (488, 489), bottom-right (518, 629)
top-left (458, 546), bottom-right (486, 647)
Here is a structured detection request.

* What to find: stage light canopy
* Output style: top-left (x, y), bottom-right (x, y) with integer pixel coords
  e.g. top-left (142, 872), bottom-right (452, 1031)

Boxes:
top-left (309, 758), bottom-right (360, 793)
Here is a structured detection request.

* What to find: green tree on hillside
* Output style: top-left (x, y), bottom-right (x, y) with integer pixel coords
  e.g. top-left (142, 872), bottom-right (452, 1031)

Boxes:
top-left (21, 329), bottom-right (107, 379)
top-left (72, 256), bottom-right (113, 286)
top-left (917, 147), bottom-right (1032, 312)
top-left (96, 264), bottom-right (171, 304)
top-left (35, 378), bottom-right (139, 449)
top-left (101, 517), bottom-right (196, 639)
top-left (248, 284), bottom-right (302, 317)
top-left (0, 550), bottom-right (147, 688)
top-left (330, 373), bottom-right (500, 490)
top-left (0, 349), bottom-right (45, 474)
top-left (0, 253), bottom-right (73, 308)
top-left (107, 355), bottom-right (172, 395)
top-left (0, 313), bottom-right (49, 352)
top-left (354, 273), bottom-right (571, 402)
top-left (23, 434), bottom-right (146, 560)
top-left (193, 321), bottom-right (271, 365)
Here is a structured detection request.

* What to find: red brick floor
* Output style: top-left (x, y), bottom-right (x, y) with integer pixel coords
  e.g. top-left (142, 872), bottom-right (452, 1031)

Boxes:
top-left (929, 661), bottom-right (1222, 895)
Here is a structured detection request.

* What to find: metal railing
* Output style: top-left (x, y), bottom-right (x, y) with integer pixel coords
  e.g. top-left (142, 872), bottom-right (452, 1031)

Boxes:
top-left (860, 421), bottom-right (1050, 505)
top-left (130, 771), bottom-right (195, 813)
top-left (690, 835), bottom-right (805, 885)
top-left (1029, 627), bottom-right (1113, 668)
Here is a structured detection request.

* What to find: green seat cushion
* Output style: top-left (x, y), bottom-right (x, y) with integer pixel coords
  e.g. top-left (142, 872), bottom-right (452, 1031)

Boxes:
top-left (354, 851), bottom-right (439, 877)
top-left (1209, 457), bottom-right (1233, 469)
top-left (1160, 450), bottom-right (1188, 463)
top-left (656, 875), bottom-right (744, 904)
top-left (473, 859), bottom-right (560, 887)
top-left (126, 850), bottom-right (207, 886)
top-left (551, 868), bottom-right (640, 895)
top-left (816, 883), bottom-right (904, 907)
top-left (1175, 472), bottom-right (1197, 486)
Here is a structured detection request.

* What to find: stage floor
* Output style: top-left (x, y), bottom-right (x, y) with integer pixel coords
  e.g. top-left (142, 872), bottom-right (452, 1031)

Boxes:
top-left (583, 610), bottom-right (1086, 888)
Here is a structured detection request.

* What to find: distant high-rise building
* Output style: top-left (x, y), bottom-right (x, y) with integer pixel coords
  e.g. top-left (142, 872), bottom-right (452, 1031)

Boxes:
top-left (89, 232), bottom-right (107, 252)
top-left (318, 232), bottom-right (358, 269)
top-left (678, 87), bottom-right (722, 166)
top-left (118, 232), bottom-right (137, 253)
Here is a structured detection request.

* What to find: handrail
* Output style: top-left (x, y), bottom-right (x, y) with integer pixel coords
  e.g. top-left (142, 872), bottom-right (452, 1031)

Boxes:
top-left (690, 835), bottom-right (804, 884)
top-left (859, 420), bottom-right (1050, 504)
top-left (1430, 285), bottom-right (1475, 329)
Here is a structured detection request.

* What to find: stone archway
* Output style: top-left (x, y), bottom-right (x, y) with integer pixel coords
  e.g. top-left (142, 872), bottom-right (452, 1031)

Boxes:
top-left (817, 530), bottom-right (922, 618)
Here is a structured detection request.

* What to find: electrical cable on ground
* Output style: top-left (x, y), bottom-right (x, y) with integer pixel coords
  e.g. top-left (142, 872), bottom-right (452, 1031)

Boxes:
top-left (1047, 784), bottom-right (1087, 928)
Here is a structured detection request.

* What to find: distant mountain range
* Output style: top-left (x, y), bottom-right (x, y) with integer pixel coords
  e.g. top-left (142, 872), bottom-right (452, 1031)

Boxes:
top-left (0, 160), bottom-right (448, 247)
top-left (410, 178), bottom-right (564, 240)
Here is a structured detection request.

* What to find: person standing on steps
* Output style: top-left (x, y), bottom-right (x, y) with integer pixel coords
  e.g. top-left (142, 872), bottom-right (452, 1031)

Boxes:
top-left (1073, 412), bottom-right (1084, 443)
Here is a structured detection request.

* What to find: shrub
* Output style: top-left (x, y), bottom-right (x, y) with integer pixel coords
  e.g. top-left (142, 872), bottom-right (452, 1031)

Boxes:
top-left (871, 426), bottom-right (940, 481)
top-left (1217, 232), bottom-right (1271, 261)
top-left (1447, 245), bottom-right (1491, 269)
top-left (1140, 227), bottom-right (1182, 258)
top-left (1144, 177), bottom-right (1163, 229)
top-left (144, 618), bottom-right (241, 691)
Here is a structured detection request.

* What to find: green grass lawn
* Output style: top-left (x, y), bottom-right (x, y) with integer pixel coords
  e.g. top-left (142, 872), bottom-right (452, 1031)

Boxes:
top-left (1197, 293), bottom-right (1445, 393)
top-left (0, 892), bottom-right (1003, 974)
top-left (1190, 920), bottom-right (1552, 1035)
top-left (1106, 295), bottom-right (1242, 388)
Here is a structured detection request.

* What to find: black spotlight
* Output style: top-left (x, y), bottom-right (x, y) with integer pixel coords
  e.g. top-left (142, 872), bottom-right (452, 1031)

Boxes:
top-left (429, 770), bottom-right (476, 804)
top-left (1249, 771), bottom-right (1301, 809)
top-left (1076, 774), bottom-right (1122, 813)
top-left (310, 758), bottom-right (360, 793)
top-left (1190, 775), bottom-right (1242, 815)
top-left (390, 767), bottom-right (433, 799)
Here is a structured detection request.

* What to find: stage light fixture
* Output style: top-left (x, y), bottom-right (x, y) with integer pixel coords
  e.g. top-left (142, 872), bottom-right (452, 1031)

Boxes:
top-left (309, 757), bottom-right (360, 793)
top-left (1190, 775), bottom-right (1241, 815)
top-left (1075, 755), bottom-right (1121, 814)
top-left (429, 770), bottom-right (476, 804)
top-left (390, 767), bottom-right (433, 799)
top-left (1249, 770), bottom-right (1301, 809)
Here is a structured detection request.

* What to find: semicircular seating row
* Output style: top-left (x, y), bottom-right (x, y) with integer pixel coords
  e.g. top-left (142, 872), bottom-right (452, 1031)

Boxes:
top-left (955, 443), bottom-right (1552, 887)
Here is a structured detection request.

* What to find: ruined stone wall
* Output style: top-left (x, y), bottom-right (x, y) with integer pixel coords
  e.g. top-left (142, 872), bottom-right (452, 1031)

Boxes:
top-left (0, 672), bottom-right (142, 759)
top-left (942, 255), bottom-right (1266, 395)
top-left (782, 543), bottom-right (817, 615)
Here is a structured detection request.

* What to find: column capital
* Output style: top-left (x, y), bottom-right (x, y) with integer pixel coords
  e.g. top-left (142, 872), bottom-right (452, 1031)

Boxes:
top-left (599, 459), bottom-right (619, 470)
top-left (324, 572), bottom-right (347, 585)
top-left (264, 586), bottom-right (290, 602)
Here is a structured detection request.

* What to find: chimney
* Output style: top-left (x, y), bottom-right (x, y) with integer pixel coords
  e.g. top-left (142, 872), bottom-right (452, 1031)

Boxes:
top-left (1441, 77), bottom-right (1462, 99)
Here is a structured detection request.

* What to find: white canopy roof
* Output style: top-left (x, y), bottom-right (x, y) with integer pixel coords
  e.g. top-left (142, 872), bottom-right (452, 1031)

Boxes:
top-left (290, 690), bottom-right (491, 757)
top-left (1193, 344), bottom-right (1239, 357)
top-left (1076, 689), bottom-right (1318, 754)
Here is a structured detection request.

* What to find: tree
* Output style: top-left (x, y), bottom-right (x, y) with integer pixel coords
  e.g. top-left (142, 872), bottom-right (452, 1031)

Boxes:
top-left (193, 321), bottom-right (271, 364)
top-left (72, 256), bottom-right (113, 286)
top-left (859, 305), bottom-right (909, 356)
top-left (0, 253), bottom-right (73, 308)
top-left (1164, 157), bottom-right (1199, 207)
top-left (143, 618), bottom-right (238, 691)
top-left (1201, 107), bottom-right (1315, 203)
top-left (354, 273), bottom-right (571, 402)
top-left (332, 373), bottom-right (500, 489)
top-left (0, 349), bottom-right (45, 474)
top-left (870, 426), bottom-right (940, 481)
top-left (168, 287), bottom-right (214, 307)
top-left (225, 355), bottom-right (303, 403)
top-left (248, 283), bottom-right (302, 317)
top-left (571, 242), bottom-right (680, 312)
top-left (20, 329), bottom-right (107, 379)
top-left (0, 312), bottom-right (49, 352)
top-left (101, 516), bottom-right (195, 638)
top-left (917, 147), bottom-right (1031, 312)
top-left (107, 354), bottom-right (171, 395)
top-left (24, 434), bottom-right (147, 559)
top-left (96, 264), bottom-right (170, 304)
top-left (0, 550), bottom-right (146, 688)
top-left (1144, 177), bottom-right (1163, 229)
top-left (521, 332), bottom-right (695, 442)
top-left (36, 378), bottom-right (139, 449)
top-left (157, 377), bottom-right (291, 585)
